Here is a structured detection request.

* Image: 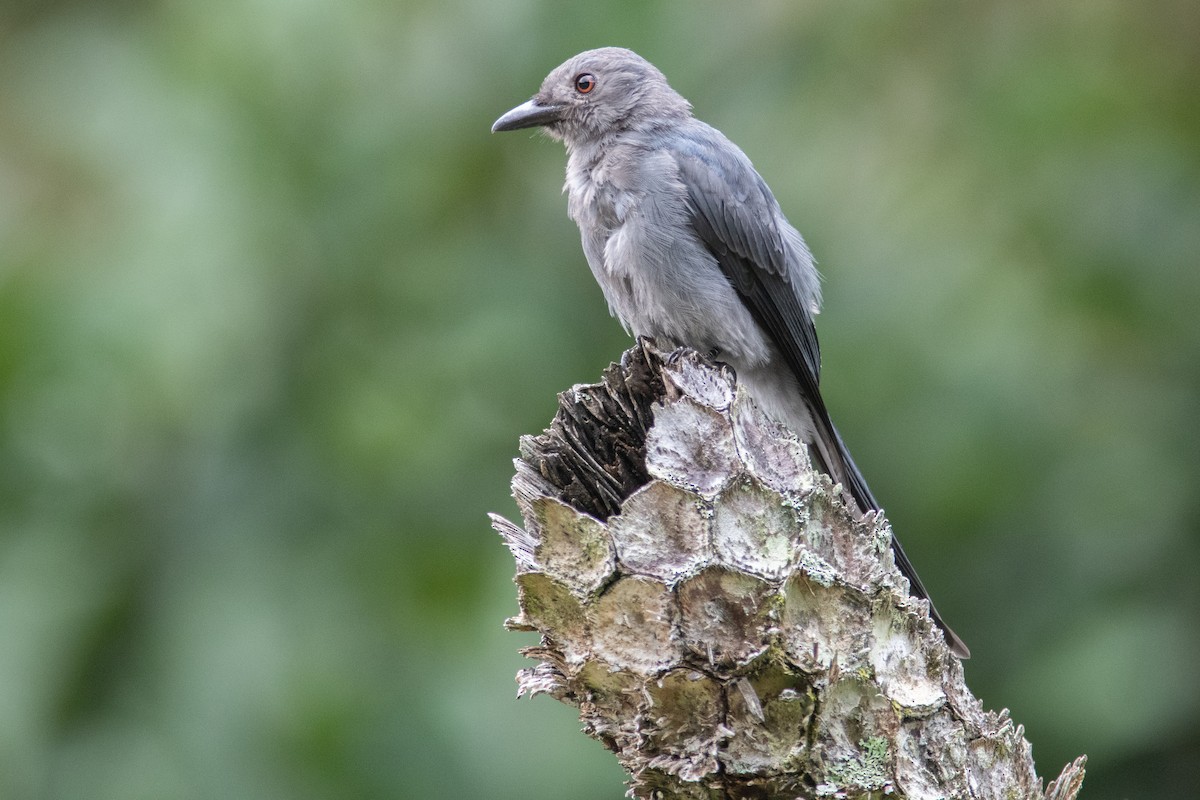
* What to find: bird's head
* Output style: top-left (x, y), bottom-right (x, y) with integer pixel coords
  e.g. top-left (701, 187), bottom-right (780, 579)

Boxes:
top-left (491, 47), bottom-right (691, 148)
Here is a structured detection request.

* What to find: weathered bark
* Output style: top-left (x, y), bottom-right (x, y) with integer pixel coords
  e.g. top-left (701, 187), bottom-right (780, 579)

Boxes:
top-left (491, 339), bottom-right (1085, 799)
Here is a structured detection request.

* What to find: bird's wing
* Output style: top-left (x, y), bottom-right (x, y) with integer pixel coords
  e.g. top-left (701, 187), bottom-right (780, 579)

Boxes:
top-left (673, 129), bottom-right (825, 398)
top-left (672, 126), bottom-right (971, 658)
top-left (673, 127), bottom-right (878, 510)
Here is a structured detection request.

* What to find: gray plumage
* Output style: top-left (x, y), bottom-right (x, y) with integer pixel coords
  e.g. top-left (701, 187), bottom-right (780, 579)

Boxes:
top-left (493, 47), bottom-right (968, 659)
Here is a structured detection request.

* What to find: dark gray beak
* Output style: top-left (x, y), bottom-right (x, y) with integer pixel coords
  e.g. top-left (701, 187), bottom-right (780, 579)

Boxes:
top-left (491, 99), bottom-right (564, 133)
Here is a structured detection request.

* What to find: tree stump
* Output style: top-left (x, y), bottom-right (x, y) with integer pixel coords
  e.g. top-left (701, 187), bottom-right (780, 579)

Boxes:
top-left (491, 339), bottom-right (1085, 799)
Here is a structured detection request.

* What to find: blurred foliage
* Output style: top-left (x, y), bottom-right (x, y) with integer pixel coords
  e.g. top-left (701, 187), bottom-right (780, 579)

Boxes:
top-left (0, 1), bottom-right (1196, 797)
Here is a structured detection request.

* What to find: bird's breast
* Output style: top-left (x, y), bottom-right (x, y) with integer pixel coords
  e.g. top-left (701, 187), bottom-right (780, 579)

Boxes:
top-left (565, 146), bottom-right (772, 369)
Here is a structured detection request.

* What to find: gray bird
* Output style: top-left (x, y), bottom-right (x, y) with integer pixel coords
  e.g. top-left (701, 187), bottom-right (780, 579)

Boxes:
top-left (492, 47), bottom-right (969, 659)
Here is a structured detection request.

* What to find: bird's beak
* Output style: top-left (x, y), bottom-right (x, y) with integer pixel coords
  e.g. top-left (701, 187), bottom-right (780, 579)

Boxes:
top-left (491, 99), bottom-right (564, 133)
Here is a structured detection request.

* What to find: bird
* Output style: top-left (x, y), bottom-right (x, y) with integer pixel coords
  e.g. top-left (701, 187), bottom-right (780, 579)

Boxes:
top-left (492, 47), bottom-right (969, 659)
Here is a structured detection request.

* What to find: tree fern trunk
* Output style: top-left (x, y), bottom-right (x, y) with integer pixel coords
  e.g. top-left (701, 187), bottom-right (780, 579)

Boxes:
top-left (491, 339), bottom-right (1085, 799)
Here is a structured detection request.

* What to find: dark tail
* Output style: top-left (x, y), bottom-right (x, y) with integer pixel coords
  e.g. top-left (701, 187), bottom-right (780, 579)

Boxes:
top-left (815, 417), bottom-right (971, 659)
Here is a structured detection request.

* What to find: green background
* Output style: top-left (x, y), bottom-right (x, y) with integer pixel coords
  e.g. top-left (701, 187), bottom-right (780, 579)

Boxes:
top-left (1, 1), bottom-right (1196, 797)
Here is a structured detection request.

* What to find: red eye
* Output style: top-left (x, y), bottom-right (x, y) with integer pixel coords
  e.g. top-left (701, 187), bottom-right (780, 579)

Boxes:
top-left (574, 73), bottom-right (596, 94)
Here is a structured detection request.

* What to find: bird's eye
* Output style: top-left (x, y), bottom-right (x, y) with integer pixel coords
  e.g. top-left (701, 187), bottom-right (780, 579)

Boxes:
top-left (574, 73), bottom-right (596, 94)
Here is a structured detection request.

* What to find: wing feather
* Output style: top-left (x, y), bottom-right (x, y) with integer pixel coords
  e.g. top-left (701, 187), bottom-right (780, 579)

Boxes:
top-left (672, 126), bottom-right (970, 658)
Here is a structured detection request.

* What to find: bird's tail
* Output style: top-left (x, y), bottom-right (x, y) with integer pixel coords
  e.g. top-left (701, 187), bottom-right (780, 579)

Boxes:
top-left (811, 417), bottom-right (971, 659)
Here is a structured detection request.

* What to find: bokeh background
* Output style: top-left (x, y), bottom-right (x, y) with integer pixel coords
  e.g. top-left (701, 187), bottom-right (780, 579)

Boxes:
top-left (1, 1), bottom-right (1197, 797)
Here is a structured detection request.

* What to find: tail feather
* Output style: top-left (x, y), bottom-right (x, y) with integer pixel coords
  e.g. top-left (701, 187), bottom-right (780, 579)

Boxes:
top-left (818, 416), bottom-right (971, 659)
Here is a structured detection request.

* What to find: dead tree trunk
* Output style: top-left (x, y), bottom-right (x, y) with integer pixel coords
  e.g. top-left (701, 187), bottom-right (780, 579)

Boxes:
top-left (490, 339), bottom-right (1085, 799)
